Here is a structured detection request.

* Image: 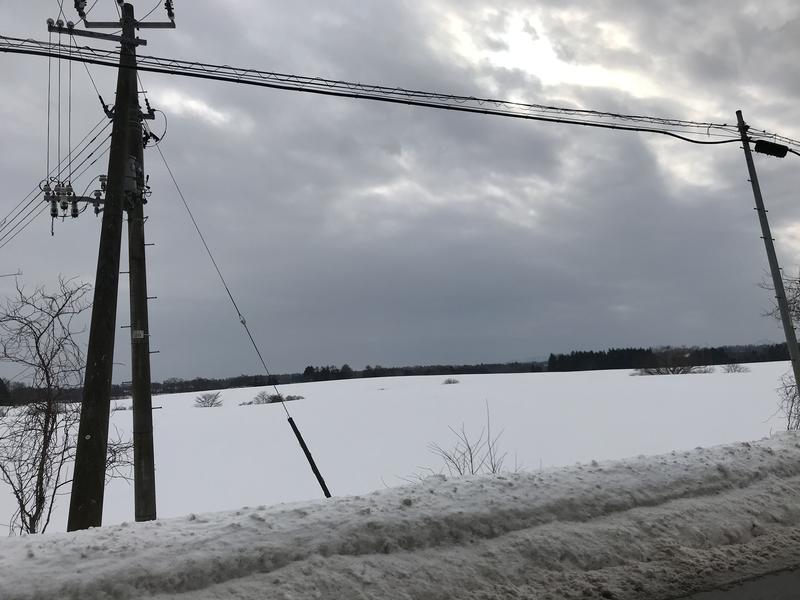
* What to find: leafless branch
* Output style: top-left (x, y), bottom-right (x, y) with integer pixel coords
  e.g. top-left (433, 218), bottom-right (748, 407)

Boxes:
top-left (0, 278), bottom-right (132, 534)
top-left (777, 371), bottom-right (800, 431)
top-left (422, 405), bottom-right (518, 478)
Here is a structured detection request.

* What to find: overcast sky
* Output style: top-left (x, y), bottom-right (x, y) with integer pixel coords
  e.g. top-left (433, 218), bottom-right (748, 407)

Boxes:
top-left (1, 1), bottom-right (800, 383)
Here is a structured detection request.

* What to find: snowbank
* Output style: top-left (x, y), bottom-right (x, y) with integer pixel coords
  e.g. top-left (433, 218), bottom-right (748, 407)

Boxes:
top-left (2, 433), bottom-right (800, 599)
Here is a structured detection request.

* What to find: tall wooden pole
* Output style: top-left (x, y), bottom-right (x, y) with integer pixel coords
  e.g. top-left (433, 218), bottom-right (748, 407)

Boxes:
top-left (737, 109), bottom-right (800, 397)
top-left (68, 3), bottom-right (138, 532)
top-left (129, 122), bottom-right (157, 522)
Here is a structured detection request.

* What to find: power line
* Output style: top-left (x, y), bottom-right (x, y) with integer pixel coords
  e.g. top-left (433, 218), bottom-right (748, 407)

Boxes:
top-left (69, 34), bottom-right (73, 181)
top-left (57, 30), bottom-right (62, 182)
top-left (0, 137), bottom-right (110, 249)
top-left (71, 139), bottom-right (110, 182)
top-left (153, 142), bottom-right (291, 419)
top-left (0, 116), bottom-right (110, 234)
top-left (45, 32), bottom-right (53, 179)
top-left (154, 141), bottom-right (332, 498)
top-left (4, 36), bottom-right (795, 148)
top-left (85, 0), bottom-right (101, 16)
top-left (0, 123), bottom-right (111, 247)
top-left (2, 116), bottom-right (109, 221)
top-left (138, 0), bottom-right (163, 22)
top-left (0, 205), bottom-right (48, 250)
top-left (69, 31), bottom-right (108, 115)
top-left (78, 57), bottom-right (102, 97)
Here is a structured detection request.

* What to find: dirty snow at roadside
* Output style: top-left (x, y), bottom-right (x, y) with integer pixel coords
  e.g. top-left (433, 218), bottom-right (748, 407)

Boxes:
top-left (2, 432), bottom-right (800, 599)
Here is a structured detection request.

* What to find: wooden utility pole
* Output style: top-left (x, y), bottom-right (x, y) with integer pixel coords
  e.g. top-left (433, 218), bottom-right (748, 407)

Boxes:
top-left (736, 109), bottom-right (800, 397)
top-left (129, 117), bottom-right (157, 522)
top-left (68, 2), bottom-right (139, 531)
top-left (62, 0), bottom-right (175, 531)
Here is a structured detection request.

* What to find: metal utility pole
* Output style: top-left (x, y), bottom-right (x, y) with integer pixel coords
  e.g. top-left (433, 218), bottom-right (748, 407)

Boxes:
top-left (736, 109), bottom-right (800, 396)
top-left (67, 2), bottom-right (139, 532)
top-left (129, 115), bottom-right (157, 522)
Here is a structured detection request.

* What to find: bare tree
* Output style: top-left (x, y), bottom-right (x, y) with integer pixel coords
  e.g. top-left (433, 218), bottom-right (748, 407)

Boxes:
top-left (777, 371), bottom-right (800, 431)
top-left (194, 392), bottom-right (223, 408)
top-left (0, 277), bottom-right (132, 534)
top-left (760, 270), bottom-right (800, 322)
top-left (722, 363), bottom-right (750, 374)
top-left (760, 272), bottom-right (800, 429)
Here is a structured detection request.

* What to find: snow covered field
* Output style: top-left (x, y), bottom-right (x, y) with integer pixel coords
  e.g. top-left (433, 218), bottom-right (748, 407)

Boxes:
top-left (101, 361), bottom-right (789, 526)
top-left (1, 362), bottom-right (799, 598)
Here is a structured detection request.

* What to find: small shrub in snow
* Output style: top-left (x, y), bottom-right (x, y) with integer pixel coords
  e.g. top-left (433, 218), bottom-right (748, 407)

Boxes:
top-left (194, 392), bottom-right (223, 408)
top-left (633, 365), bottom-right (714, 375)
top-left (442, 378), bottom-right (460, 385)
top-left (252, 391), bottom-right (272, 405)
top-left (417, 405), bottom-right (521, 479)
top-left (240, 391), bottom-right (304, 406)
top-left (723, 363), bottom-right (750, 374)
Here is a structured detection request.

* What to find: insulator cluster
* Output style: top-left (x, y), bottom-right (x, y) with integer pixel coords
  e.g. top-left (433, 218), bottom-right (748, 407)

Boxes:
top-left (42, 175), bottom-right (107, 221)
top-left (44, 180), bottom-right (78, 219)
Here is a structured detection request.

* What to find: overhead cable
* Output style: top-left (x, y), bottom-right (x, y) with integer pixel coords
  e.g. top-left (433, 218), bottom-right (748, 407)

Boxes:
top-left (154, 141), bottom-right (332, 499)
top-left (2, 36), bottom-right (796, 148)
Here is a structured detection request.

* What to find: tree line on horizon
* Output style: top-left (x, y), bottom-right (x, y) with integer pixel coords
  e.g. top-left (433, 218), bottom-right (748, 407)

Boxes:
top-left (0, 342), bottom-right (790, 405)
top-left (546, 343), bottom-right (788, 372)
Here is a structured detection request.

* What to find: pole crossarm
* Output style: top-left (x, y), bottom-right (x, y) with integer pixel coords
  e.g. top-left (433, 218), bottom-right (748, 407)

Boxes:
top-left (4, 35), bottom-right (798, 148)
top-left (136, 22), bottom-right (176, 30)
top-left (47, 23), bottom-right (147, 46)
top-left (80, 21), bottom-right (121, 28)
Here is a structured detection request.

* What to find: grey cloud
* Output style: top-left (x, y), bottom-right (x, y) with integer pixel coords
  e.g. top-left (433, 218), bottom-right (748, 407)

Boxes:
top-left (0, 1), bottom-right (796, 381)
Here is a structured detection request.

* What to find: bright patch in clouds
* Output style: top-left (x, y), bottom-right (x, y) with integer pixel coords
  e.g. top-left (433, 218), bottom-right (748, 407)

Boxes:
top-left (645, 138), bottom-right (724, 192)
top-left (775, 221), bottom-right (800, 264)
top-left (439, 8), bottom-right (661, 99)
top-left (155, 90), bottom-right (253, 133)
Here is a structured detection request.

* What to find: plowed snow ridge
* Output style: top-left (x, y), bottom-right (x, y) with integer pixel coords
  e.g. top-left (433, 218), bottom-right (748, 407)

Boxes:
top-left (2, 433), bottom-right (800, 599)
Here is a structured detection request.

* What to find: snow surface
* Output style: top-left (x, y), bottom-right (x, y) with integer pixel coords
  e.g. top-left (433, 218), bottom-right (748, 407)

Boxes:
top-left (1, 363), bottom-right (798, 598)
top-left (0, 362), bottom-right (793, 530)
top-left (2, 432), bottom-right (800, 599)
